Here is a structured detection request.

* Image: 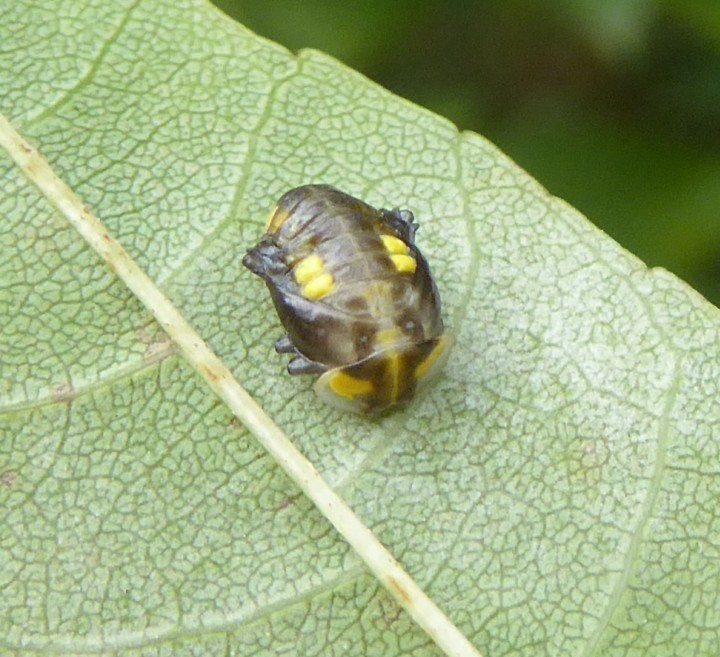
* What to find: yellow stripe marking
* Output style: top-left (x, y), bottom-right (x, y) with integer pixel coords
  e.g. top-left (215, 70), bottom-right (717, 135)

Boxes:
top-left (375, 327), bottom-right (402, 347)
top-left (373, 328), bottom-right (404, 404)
top-left (415, 338), bottom-right (445, 379)
top-left (386, 351), bottom-right (401, 402)
top-left (265, 205), bottom-right (289, 233)
top-left (328, 370), bottom-right (374, 399)
top-left (390, 254), bottom-right (417, 274)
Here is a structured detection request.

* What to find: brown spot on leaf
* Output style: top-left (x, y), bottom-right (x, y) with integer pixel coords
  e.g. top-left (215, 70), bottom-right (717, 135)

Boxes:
top-left (52, 381), bottom-right (76, 402)
top-left (377, 597), bottom-right (402, 625)
top-left (0, 470), bottom-right (19, 488)
top-left (136, 327), bottom-right (174, 362)
top-left (277, 494), bottom-right (301, 510)
top-left (202, 364), bottom-right (220, 382)
top-left (387, 575), bottom-right (412, 605)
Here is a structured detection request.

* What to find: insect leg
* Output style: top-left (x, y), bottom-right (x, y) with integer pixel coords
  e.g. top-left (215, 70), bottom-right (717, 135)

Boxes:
top-left (287, 355), bottom-right (327, 376)
top-left (274, 334), bottom-right (295, 353)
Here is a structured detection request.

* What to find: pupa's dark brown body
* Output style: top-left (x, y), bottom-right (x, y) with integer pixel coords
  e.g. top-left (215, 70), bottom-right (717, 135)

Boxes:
top-left (243, 184), bottom-right (447, 413)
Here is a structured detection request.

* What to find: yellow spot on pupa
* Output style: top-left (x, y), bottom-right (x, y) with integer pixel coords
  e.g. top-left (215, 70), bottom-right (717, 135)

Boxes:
top-left (294, 254), bottom-right (324, 285)
top-left (390, 254), bottom-right (417, 274)
top-left (292, 255), bottom-right (334, 299)
top-left (328, 370), bottom-right (374, 399)
top-left (381, 234), bottom-right (416, 271)
top-left (415, 338), bottom-right (446, 379)
top-left (380, 234), bottom-right (409, 255)
top-left (302, 272), bottom-right (334, 299)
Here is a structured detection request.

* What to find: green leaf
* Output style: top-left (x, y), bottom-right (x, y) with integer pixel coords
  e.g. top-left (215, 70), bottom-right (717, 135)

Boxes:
top-left (2, 1), bottom-right (719, 656)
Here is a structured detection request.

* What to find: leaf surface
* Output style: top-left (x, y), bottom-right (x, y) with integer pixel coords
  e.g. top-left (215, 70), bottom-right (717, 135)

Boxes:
top-left (1, 2), bottom-right (719, 656)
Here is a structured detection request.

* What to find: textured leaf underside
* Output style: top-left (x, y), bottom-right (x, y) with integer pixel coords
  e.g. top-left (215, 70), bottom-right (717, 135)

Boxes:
top-left (1, 2), bottom-right (720, 656)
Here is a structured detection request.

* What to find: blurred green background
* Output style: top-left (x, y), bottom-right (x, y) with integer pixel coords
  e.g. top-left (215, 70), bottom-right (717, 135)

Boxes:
top-left (213, 0), bottom-right (720, 306)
